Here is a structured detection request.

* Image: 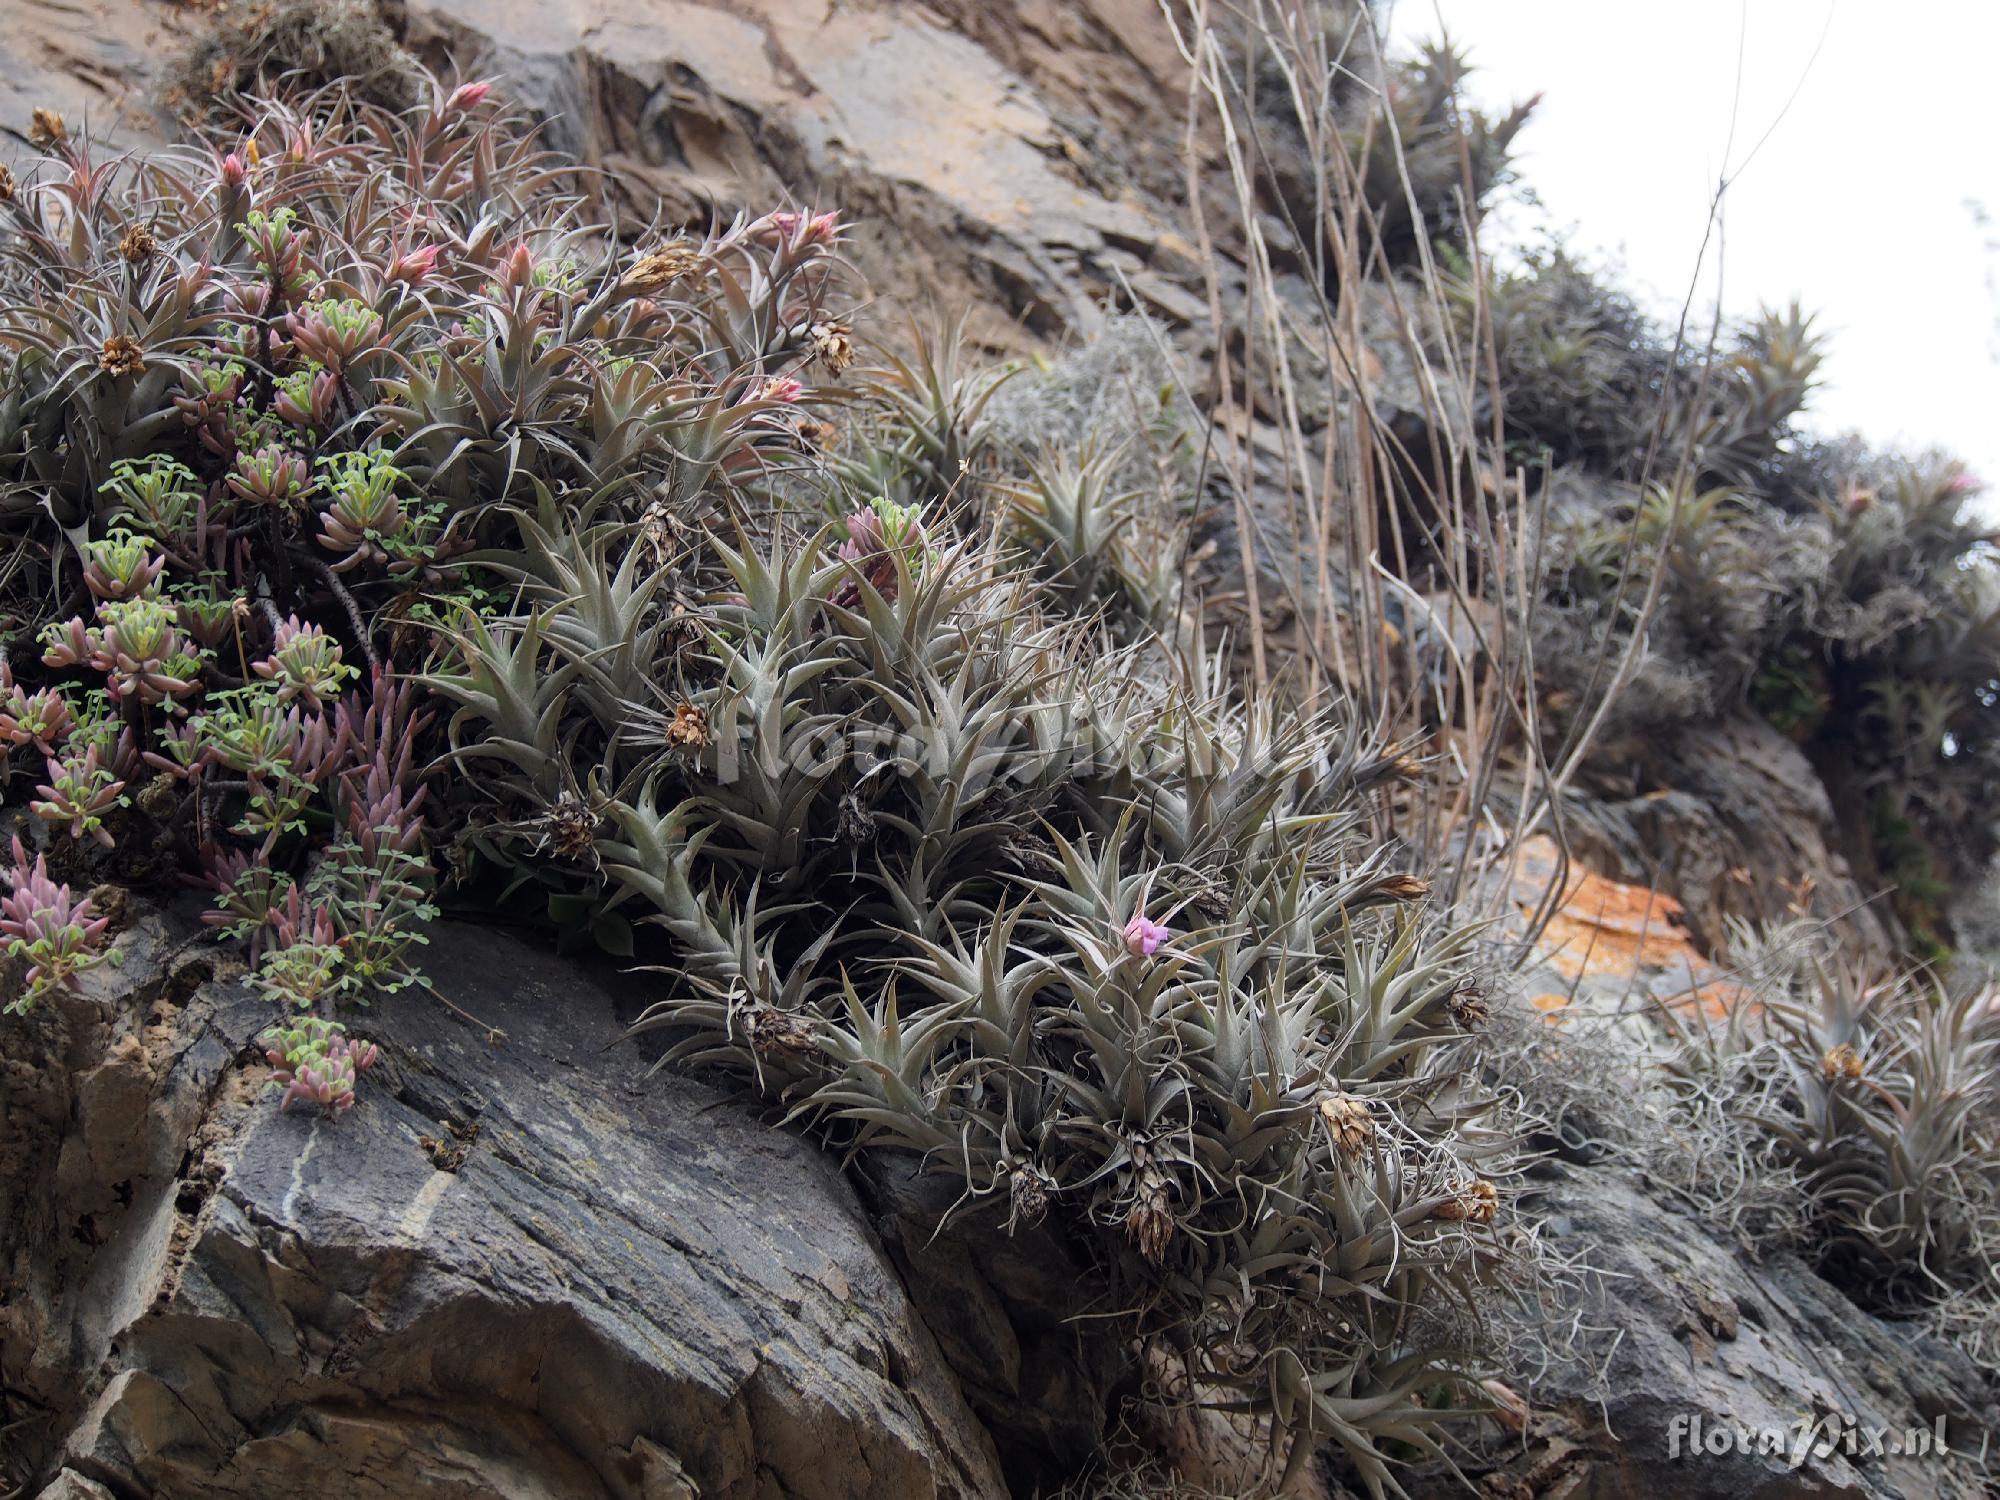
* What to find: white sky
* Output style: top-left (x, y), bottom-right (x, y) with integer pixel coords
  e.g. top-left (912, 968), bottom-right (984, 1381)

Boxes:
top-left (1386, 1), bottom-right (2000, 495)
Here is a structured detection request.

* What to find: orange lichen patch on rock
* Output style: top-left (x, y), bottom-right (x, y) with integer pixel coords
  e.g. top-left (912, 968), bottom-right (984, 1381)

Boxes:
top-left (1510, 836), bottom-right (1755, 1021)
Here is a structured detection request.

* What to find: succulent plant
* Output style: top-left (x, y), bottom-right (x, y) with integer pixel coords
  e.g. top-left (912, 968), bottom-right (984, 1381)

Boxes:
top-left (100, 455), bottom-right (208, 551)
top-left (285, 297), bottom-right (383, 375)
top-left (0, 660), bottom-right (74, 766)
top-left (30, 744), bottom-right (127, 847)
top-left (226, 444), bottom-right (315, 513)
top-left (1, 834), bottom-right (113, 1010)
top-left (251, 615), bottom-right (354, 710)
top-left (261, 1013), bottom-right (379, 1116)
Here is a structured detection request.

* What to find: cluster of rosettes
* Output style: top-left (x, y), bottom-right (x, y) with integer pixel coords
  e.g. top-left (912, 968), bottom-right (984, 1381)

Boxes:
top-left (1, 834), bottom-right (113, 1013)
top-left (252, 616), bottom-right (356, 711)
top-left (262, 1015), bottom-right (380, 1117)
top-left (0, 659), bottom-right (75, 780)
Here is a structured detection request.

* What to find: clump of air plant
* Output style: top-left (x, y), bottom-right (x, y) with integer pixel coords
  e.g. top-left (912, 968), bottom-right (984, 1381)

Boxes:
top-left (1650, 923), bottom-right (2000, 1365)
top-left (0, 78), bottom-right (1529, 1497)
top-left (165, 0), bottom-right (425, 120)
top-left (1, 835), bottom-right (113, 1012)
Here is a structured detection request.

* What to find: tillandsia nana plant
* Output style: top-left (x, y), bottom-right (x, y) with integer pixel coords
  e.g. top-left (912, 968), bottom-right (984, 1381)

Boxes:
top-left (1651, 923), bottom-right (2000, 1366)
top-left (0, 76), bottom-right (1529, 1493)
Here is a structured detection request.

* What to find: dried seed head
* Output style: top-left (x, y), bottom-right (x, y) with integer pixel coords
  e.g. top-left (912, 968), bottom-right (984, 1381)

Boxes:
top-left (809, 320), bottom-right (855, 376)
top-left (1438, 1179), bottom-right (1499, 1224)
top-left (1822, 1042), bottom-right (1863, 1082)
top-left (620, 242), bottom-right (703, 295)
top-left (119, 223), bottom-right (158, 264)
top-left (1126, 1167), bottom-right (1175, 1264)
top-left (28, 108), bottom-right (66, 148)
top-left (98, 336), bottom-right (146, 377)
top-left (135, 773), bottom-right (177, 819)
top-left (665, 702), bottom-right (710, 750)
top-left (1318, 1091), bottom-right (1375, 1157)
top-left (636, 499), bottom-right (688, 566)
top-left (748, 1005), bottom-right (819, 1061)
top-left (835, 789), bottom-right (876, 848)
top-left (1447, 977), bottom-right (1491, 1030)
top-left (1378, 873), bottom-right (1430, 901)
top-left (541, 796), bottom-right (599, 860)
top-left (0, 164), bottom-right (15, 202)
top-left (1007, 1164), bottom-right (1051, 1229)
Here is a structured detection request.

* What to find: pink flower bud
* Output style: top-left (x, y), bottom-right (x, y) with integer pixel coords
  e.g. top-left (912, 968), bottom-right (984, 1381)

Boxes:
top-left (387, 243), bottom-right (442, 284)
top-left (757, 209), bottom-right (842, 246)
top-left (498, 242), bottom-right (536, 292)
top-left (447, 81), bottom-right (493, 113)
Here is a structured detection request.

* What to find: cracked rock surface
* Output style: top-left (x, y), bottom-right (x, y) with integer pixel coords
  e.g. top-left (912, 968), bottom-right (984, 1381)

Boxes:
top-left (2, 907), bottom-right (1006, 1499)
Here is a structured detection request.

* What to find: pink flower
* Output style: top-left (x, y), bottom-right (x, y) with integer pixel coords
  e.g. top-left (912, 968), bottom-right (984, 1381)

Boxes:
top-left (1123, 913), bottom-right (1169, 958)
top-left (446, 80), bottom-right (493, 113)
top-left (759, 376), bottom-right (804, 404)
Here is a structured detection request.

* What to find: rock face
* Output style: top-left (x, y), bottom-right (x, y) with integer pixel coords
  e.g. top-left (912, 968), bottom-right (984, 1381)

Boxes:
top-left (0, 0), bottom-right (175, 147)
top-left (1470, 1169), bottom-right (1995, 1500)
top-left (396, 0), bottom-right (1201, 346)
top-left (1562, 716), bottom-right (1903, 964)
top-left (3, 907), bottom-right (1007, 1500)
top-left (7, 896), bottom-right (1991, 1500)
